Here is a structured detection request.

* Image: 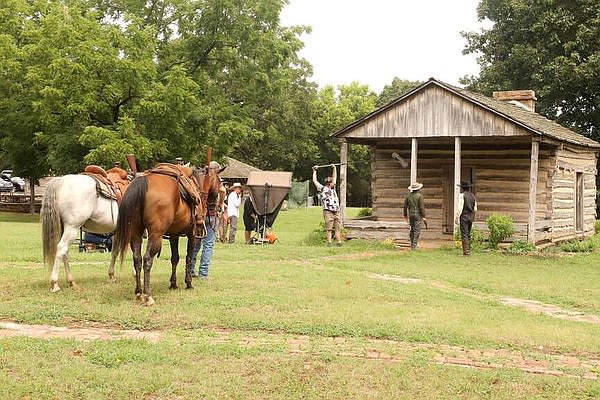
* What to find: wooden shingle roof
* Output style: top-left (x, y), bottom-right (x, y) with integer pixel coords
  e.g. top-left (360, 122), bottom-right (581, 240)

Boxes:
top-left (219, 156), bottom-right (261, 180)
top-left (334, 78), bottom-right (600, 149)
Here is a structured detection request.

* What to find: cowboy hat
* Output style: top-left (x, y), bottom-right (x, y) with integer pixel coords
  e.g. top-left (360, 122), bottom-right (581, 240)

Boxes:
top-left (408, 182), bottom-right (423, 192)
top-left (232, 182), bottom-right (242, 188)
top-left (457, 181), bottom-right (473, 189)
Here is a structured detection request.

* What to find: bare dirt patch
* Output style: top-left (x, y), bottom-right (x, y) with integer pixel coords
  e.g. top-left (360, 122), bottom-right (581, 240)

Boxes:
top-left (0, 321), bottom-right (161, 343)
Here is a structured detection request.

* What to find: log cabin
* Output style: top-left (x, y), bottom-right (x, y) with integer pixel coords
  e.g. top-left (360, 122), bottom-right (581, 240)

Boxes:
top-left (333, 78), bottom-right (600, 247)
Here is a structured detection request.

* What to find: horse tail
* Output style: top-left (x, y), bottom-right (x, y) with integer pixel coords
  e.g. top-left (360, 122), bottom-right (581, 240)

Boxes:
top-left (41, 178), bottom-right (64, 270)
top-left (113, 175), bottom-right (148, 264)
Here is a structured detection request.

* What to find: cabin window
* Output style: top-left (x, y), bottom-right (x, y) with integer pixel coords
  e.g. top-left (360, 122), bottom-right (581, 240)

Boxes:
top-left (576, 172), bottom-right (584, 232)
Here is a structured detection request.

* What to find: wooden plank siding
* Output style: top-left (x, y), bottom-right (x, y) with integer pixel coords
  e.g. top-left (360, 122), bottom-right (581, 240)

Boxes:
top-left (342, 86), bottom-right (531, 140)
top-left (550, 145), bottom-right (598, 241)
top-left (352, 140), bottom-right (555, 244)
top-left (338, 79), bottom-right (600, 247)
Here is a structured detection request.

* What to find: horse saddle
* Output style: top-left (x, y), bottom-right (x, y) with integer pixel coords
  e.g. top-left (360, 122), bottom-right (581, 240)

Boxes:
top-left (82, 165), bottom-right (129, 204)
top-left (147, 163), bottom-right (202, 205)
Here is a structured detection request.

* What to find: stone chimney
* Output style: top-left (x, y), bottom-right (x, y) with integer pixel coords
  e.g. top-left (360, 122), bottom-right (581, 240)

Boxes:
top-left (492, 90), bottom-right (536, 112)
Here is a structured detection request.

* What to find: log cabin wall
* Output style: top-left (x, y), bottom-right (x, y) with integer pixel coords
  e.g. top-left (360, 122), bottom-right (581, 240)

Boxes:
top-left (371, 138), bottom-right (553, 241)
top-left (339, 79), bottom-right (600, 246)
top-left (550, 145), bottom-right (597, 241)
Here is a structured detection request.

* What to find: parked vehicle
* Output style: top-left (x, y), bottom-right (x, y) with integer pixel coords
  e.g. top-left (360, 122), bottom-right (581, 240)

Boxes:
top-left (0, 175), bottom-right (14, 192)
top-left (1, 169), bottom-right (25, 191)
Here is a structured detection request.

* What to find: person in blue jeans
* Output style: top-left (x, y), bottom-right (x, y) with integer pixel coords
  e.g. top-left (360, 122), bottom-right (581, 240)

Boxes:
top-left (191, 161), bottom-right (226, 279)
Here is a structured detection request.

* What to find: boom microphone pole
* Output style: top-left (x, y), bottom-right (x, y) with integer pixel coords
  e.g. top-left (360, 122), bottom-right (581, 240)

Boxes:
top-left (312, 162), bottom-right (346, 169)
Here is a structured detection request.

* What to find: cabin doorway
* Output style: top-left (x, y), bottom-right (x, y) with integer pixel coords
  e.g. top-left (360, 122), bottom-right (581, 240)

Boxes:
top-left (442, 166), bottom-right (476, 234)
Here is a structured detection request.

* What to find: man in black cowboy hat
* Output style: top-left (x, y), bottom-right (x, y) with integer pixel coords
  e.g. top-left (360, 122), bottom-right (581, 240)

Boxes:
top-left (403, 182), bottom-right (427, 250)
top-left (456, 181), bottom-right (477, 256)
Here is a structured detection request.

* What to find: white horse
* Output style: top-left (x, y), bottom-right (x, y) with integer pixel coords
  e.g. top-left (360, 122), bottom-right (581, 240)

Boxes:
top-left (41, 167), bottom-right (129, 292)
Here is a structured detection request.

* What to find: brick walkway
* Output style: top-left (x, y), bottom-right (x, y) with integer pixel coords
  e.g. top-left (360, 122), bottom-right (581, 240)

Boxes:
top-left (2, 272), bottom-right (599, 380)
top-left (1, 321), bottom-right (598, 380)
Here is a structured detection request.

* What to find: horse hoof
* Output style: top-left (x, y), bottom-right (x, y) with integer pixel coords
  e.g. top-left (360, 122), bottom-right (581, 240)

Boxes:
top-left (135, 293), bottom-right (144, 304)
top-left (169, 284), bottom-right (178, 290)
top-left (186, 284), bottom-right (194, 290)
top-left (144, 296), bottom-right (155, 306)
top-left (51, 282), bottom-right (60, 293)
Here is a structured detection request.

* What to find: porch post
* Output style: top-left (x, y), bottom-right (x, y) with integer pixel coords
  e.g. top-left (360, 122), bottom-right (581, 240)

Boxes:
top-left (528, 138), bottom-right (539, 243)
top-left (339, 138), bottom-right (348, 223)
top-left (454, 137), bottom-right (461, 234)
top-left (410, 138), bottom-right (418, 183)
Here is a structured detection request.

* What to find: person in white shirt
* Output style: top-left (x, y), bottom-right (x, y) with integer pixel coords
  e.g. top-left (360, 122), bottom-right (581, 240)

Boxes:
top-left (227, 182), bottom-right (243, 243)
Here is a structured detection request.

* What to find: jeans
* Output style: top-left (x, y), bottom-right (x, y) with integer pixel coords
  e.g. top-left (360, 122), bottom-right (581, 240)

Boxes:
top-left (228, 216), bottom-right (238, 243)
top-left (191, 215), bottom-right (219, 277)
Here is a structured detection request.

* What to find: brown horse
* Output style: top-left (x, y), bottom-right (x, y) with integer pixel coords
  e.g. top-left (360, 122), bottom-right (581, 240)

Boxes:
top-left (112, 164), bottom-right (220, 306)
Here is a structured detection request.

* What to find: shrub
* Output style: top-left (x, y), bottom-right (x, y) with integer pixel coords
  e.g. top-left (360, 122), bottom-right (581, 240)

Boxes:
top-left (454, 226), bottom-right (485, 251)
top-left (595, 220), bottom-right (600, 234)
top-left (357, 207), bottom-right (372, 218)
top-left (560, 238), bottom-right (596, 253)
top-left (304, 221), bottom-right (327, 244)
top-left (304, 221), bottom-right (348, 245)
top-left (508, 240), bottom-right (536, 254)
top-left (486, 214), bottom-right (515, 249)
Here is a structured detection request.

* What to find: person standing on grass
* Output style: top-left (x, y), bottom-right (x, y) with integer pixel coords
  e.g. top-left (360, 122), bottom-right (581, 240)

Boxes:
top-left (190, 161), bottom-right (226, 279)
top-left (243, 195), bottom-right (258, 244)
top-left (403, 182), bottom-right (427, 250)
top-left (456, 181), bottom-right (477, 256)
top-left (226, 182), bottom-right (242, 243)
top-left (312, 164), bottom-right (342, 247)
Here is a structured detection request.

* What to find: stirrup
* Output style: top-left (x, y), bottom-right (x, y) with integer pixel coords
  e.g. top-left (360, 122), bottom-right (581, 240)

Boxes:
top-left (194, 222), bottom-right (207, 239)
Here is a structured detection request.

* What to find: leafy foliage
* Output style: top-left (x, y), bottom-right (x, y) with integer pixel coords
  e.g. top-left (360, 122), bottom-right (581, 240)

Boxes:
top-left (462, 0), bottom-right (600, 140)
top-left (357, 207), bottom-right (372, 218)
top-left (454, 226), bottom-right (485, 251)
top-left (485, 214), bottom-right (515, 249)
top-left (560, 237), bottom-right (598, 253)
top-left (508, 240), bottom-right (537, 254)
top-left (376, 77), bottom-right (423, 107)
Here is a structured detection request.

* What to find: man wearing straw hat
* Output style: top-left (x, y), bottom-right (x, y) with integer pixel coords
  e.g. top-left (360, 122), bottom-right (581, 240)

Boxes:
top-left (403, 182), bottom-right (427, 250)
top-left (456, 181), bottom-right (477, 256)
top-left (227, 182), bottom-right (243, 243)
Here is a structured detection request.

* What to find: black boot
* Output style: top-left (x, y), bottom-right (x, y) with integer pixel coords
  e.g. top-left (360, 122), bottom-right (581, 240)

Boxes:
top-left (462, 239), bottom-right (471, 256)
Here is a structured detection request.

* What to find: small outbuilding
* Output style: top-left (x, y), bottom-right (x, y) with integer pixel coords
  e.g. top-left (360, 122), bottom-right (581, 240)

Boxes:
top-left (334, 78), bottom-right (600, 247)
top-left (219, 156), bottom-right (262, 185)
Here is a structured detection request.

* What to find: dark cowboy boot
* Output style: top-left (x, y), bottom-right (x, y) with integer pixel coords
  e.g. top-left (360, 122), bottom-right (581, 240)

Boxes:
top-left (462, 239), bottom-right (471, 256)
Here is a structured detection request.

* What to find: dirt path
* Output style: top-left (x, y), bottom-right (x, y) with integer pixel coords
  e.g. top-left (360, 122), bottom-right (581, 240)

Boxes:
top-left (1, 320), bottom-right (599, 380)
top-left (370, 273), bottom-right (600, 325)
top-left (2, 270), bottom-right (600, 380)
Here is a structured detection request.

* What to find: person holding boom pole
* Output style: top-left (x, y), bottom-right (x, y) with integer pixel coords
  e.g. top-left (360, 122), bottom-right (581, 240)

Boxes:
top-left (312, 163), bottom-right (342, 247)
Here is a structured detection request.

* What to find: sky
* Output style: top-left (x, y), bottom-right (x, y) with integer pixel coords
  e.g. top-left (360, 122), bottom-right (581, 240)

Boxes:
top-left (280, 0), bottom-right (488, 93)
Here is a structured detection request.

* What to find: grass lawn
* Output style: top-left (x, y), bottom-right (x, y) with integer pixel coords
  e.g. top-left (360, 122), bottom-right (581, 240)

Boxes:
top-left (2, 208), bottom-right (600, 399)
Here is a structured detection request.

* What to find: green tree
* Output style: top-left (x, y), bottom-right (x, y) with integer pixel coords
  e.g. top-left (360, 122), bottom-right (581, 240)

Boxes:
top-left (311, 82), bottom-right (377, 206)
top-left (376, 77), bottom-right (422, 107)
top-left (462, 0), bottom-right (600, 139)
